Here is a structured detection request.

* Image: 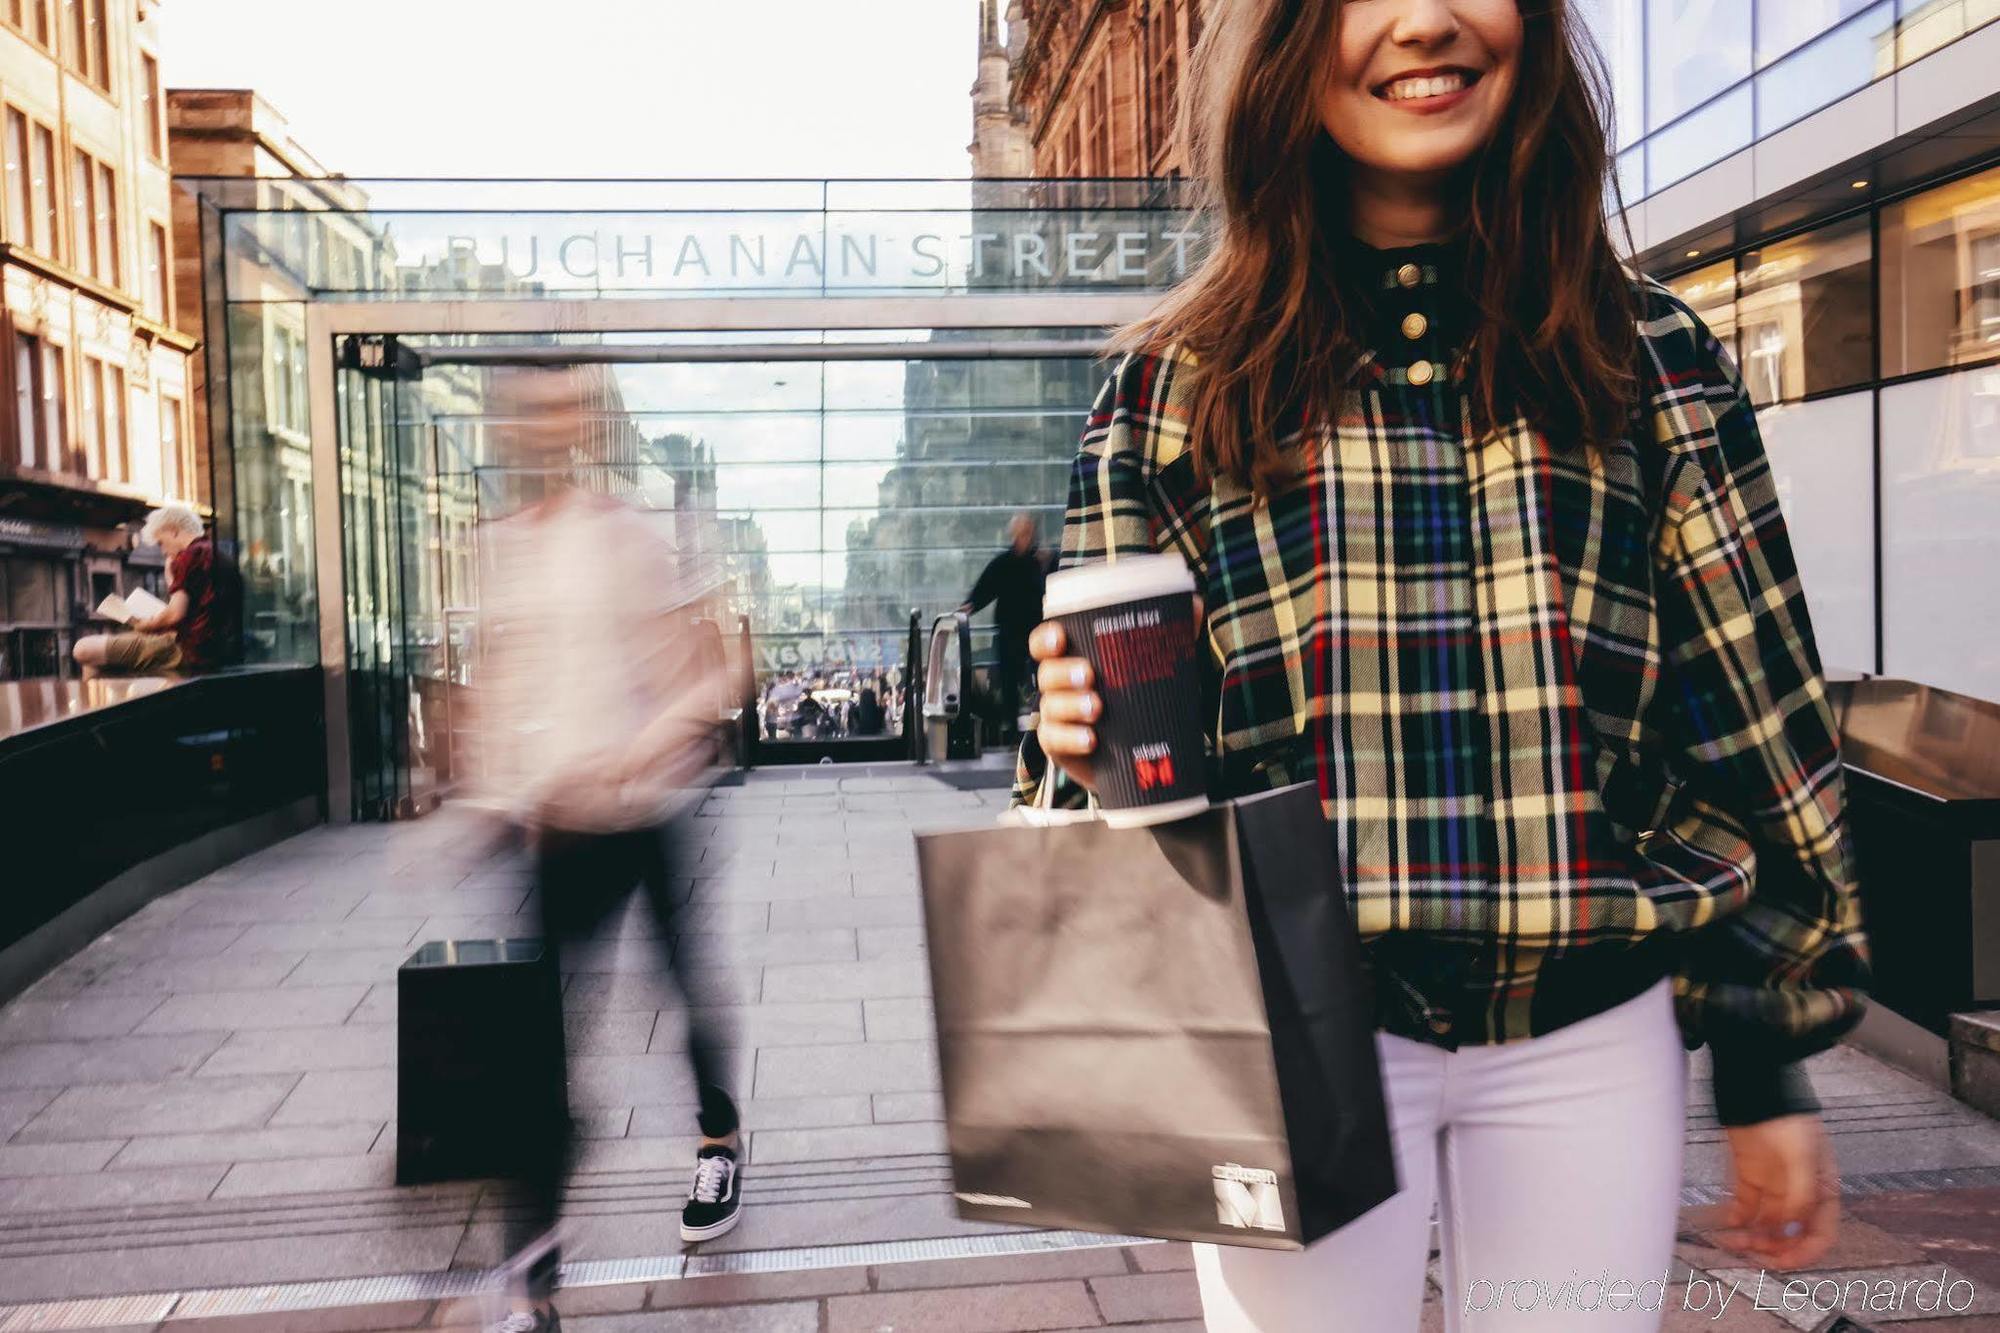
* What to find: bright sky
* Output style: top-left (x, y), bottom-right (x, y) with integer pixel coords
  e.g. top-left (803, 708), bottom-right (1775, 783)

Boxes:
top-left (157, 0), bottom-right (982, 180)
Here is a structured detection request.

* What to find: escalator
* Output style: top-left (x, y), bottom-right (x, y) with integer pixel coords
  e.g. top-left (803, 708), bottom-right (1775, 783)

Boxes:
top-left (733, 610), bottom-right (992, 768)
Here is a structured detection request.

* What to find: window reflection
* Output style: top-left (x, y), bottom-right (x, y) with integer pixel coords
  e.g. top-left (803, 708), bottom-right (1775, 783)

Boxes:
top-left (1738, 215), bottom-right (1875, 404)
top-left (1646, 0), bottom-right (1752, 131)
top-left (1572, 0), bottom-right (1647, 149)
top-left (1665, 259), bottom-right (1740, 362)
top-left (1897, 0), bottom-right (2000, 64)
top-left (1881, 162), bottom-right (2000, 377)
top-left (1756, 2), bottom-right (1898, 135)
top-left (1646, 84), bottom-right (1751, 192)
top-left (1759, 0), bottom-right (1883, 64)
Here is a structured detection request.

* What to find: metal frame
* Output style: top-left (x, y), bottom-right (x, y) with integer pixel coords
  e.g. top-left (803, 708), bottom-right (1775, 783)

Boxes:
top-left (304, 291), bottom-right (1157, 820)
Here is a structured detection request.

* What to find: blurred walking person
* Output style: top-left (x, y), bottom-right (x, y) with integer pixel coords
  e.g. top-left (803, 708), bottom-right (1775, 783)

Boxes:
top-left (472, 367), bottom-right (743, 1333)
top-left (960, 511), bottom-right (1051, 744)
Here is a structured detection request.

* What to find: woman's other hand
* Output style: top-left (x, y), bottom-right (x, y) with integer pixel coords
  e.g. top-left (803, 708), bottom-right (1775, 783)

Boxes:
top-left (1031, 620), bottom-right (1099, 791)
top-left (1717, 1113), bottom-right (1839, 1270)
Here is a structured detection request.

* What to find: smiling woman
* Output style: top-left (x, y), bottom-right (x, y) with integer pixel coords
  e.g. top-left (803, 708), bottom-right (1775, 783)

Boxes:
top-left (1109, 0), bottom-right (1638, 495)
top-left (1023, 1), bottom-right (1870, 1330)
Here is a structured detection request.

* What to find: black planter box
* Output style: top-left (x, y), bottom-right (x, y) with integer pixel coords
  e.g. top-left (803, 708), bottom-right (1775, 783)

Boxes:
top-left (396, 938), bottom-right (566, 1185)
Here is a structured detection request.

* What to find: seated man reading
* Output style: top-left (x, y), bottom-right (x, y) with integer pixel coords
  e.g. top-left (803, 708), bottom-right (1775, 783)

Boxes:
top-left (74, 503), bottom-right (241, 677)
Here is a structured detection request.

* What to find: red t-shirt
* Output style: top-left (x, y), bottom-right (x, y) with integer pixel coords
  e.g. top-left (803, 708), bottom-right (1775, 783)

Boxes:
top-left (167, 537), bottom-right (241, 669)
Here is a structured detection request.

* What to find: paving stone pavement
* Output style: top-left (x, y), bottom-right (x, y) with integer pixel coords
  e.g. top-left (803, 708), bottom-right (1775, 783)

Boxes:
top-left (4, 766), bottom-right (2000, 1329)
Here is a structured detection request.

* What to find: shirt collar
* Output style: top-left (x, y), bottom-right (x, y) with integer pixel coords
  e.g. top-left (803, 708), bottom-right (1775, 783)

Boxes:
top-left (1337, 234), bottom-right (1472, 390)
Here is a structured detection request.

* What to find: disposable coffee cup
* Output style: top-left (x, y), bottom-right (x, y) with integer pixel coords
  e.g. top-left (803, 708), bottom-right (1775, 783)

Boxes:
top-left (1041, 554), bottom-right (1208, 828)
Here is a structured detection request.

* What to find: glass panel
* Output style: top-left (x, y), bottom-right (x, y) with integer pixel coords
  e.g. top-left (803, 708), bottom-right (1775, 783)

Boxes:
top-left (78, 357), bottom-right (98, 476)
top-left (1615, 146), bottom-right (1645, 209)
top-left (1646, 84), bottom-right (1751, 192)
top-left (1646, 0), bottom-right (1752, 131)
top-left (1880, 162), bottom-right (2000, 376)
top-left (29, 122), bottom-right (53, 255)
top-left (1756, 2), bottom-right (1898, 135)
top-left (104, 365), bottom-right (123, 482)
top-left (5, 109), bottom-right (27, 245)
top-left (1759, 0), bottom-right (1881, 64)
top-left (1736, 214), bottom-right (1875, 404)
top-left (1572, 0), bottom-right (1647, 149)
top-left (229, 303), bottom-right (317, 665)
top-left (94, 161), bottom-right (115, 287)
top-left (39, 340), bottom-right (63, 470)
top-left (1756, 393), bottom-right (1876, 672)
top-left (68, 150), bottom-right (91, 278)
top-left (13, 333), bottom-right (35, 469)
top-left (1881, 367), bottom-right (2000, 699)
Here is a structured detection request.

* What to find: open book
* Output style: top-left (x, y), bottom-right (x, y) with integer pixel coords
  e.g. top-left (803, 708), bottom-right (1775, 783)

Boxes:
top-left (95, 587), bottom-right (168, 626)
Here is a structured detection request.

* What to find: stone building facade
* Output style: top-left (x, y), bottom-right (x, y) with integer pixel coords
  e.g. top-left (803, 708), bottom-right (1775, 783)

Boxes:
top-left (983, 0), bottom-right (1210, 180)
top-left (0, 0), bottom-right (198, 679)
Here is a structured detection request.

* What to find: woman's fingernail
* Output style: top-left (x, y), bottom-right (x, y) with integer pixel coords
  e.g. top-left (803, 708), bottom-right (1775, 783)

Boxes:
top-left (1070, 664), bottom-right (1088, 688)
top-left (1081, 695), bottom-right (1096, 720)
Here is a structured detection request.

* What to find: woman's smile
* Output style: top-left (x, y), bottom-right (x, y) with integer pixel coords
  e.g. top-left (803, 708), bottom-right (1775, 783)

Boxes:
top-left (1372, 64), bottom-right (1484, 113)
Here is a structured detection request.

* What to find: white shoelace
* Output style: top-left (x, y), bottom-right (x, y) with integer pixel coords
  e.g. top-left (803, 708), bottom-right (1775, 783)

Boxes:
top-left (690, 1154), bottom-right (733, 1204)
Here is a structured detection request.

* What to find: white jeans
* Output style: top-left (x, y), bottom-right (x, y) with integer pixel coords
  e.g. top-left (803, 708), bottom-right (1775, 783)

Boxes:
top-left (1195, 979), bottom-right (1685, 1332)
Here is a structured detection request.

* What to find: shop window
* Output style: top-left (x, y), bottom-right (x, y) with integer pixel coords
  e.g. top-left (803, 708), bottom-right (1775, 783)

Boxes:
top-left (1881, 161), bottom-right (2000, 377)
top-left (6, 555), bottom-right (58, 624)
top-left (1736, 213), bottom-right (1875, 404)
top-left (1664, 258), bottom-right (1741, 363)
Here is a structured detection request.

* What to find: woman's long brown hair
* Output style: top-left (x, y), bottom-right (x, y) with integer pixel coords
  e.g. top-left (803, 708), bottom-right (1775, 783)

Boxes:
top-left (1113, 0), bottom-right (1638, 493)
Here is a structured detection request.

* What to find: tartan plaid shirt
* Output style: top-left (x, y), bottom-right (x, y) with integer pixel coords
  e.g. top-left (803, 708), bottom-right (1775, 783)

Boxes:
top-left (1016, 246), bottom-right (1870, 1124)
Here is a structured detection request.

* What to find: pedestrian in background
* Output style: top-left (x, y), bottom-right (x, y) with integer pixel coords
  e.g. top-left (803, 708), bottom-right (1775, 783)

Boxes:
top-left (961, 510), bottom-right (1052, 743)
top-left (471, 366), bottom-right (744, 1333)
top-left (1024, 1), bottom-right (1869, 1328)
top-left (73, 503), bottom-right (241, 677)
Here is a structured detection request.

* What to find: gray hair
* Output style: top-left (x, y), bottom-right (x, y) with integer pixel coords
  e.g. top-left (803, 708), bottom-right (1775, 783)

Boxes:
top-left (141, 503), bottom-right (203, 545)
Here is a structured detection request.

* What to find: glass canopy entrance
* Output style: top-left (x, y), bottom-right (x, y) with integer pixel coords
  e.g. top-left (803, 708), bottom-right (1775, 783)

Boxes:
top-left (179, 179), bottom-right (1202, 819)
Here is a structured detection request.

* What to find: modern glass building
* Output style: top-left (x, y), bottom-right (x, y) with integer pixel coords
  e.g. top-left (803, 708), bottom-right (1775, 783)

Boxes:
top-left (1580, 0), bottom-right (2000, 706)
top-left (177, 177), bottom-right (1198, 817)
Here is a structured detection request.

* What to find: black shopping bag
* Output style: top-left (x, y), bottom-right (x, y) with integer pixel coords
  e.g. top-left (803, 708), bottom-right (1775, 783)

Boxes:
top-left (914, 782), bottom-right (1397, 1250)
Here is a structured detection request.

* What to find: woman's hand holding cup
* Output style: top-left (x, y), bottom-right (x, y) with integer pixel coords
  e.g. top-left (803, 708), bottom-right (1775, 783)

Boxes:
top-left (1031, 620), bottom-right (1099, 791)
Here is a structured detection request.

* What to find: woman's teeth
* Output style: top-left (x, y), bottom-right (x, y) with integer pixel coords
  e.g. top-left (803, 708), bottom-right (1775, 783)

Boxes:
top-left (1382, 73), bottom-right (1468, 102)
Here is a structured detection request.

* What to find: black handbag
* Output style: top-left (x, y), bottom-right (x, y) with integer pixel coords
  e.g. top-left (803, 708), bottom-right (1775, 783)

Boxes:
top-left (914, 781), bottom-right (1396, 1249)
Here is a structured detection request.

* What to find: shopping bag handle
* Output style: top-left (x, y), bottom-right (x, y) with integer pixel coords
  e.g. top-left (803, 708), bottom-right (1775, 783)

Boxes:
top-left (1003, 748), bottom-right (1101, 828)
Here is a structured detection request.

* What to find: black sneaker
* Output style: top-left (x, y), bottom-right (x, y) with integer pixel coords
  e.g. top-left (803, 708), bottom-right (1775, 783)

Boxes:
top-left (680, 1143), bottom-right (742, 1242)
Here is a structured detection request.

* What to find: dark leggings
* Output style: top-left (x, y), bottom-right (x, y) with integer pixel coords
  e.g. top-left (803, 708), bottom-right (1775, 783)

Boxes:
top-left (504, 821), bottom-right (739, 1261)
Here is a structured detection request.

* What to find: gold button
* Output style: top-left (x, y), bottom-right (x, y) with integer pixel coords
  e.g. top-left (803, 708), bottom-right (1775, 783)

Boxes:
top-left (1400, 311), bottom-right (1429, 340)
top-left (1407, 359), bottom-right (1435, 387)
top-left (1396, 262), bottom-right (1423, 288)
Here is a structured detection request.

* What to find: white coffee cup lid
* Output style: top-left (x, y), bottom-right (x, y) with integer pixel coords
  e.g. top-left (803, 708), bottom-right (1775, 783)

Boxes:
top-left (1042, 553), bottom-right (1196, 618)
